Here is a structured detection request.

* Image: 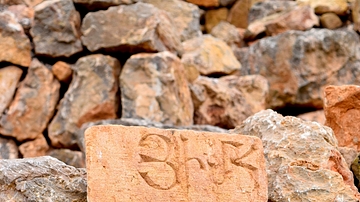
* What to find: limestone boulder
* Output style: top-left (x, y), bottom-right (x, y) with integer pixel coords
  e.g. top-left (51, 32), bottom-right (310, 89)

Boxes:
top-left (0, 136), bottom-right (18, 159)
top-left (77, 118), bottom-right (228, 153)
top-left (320, 12), bottom-right (343, 29)
top-left (30, 0), bottom-right (82, 57)
top-left (140, 0), bottom-right (201, 41)
top-left (81, 2), bottom-right (182, 55)
top-left (232, 109), bottom-right (360, 201)
top-left (0, 66), bottom-right (23, 116)
top-left (73, 0), bottom-right (134, 10)
top-left (297, 110), bottom-right (326, 125)
top-left (324, 85), bottom-right (360, 151)
top-left (0, 11), bottom-right (31, 67)
top-left (239, 29), bottom-right (360, 109)
top-left (0, 156), bottom-right (87, 201)
top-left (339, 147), bottom-right (358, 168)
top-left (3, 0), bottom-right (46, 7)
top-left (47, 149), bottom-right (85, 168)
top-left (191, 75), bottom-right (269, 129)
top-left (248, 1), bottom-right (297, 23)
top-left (210, 21), bottom-right (244, 48)
top-left (51, 61), bottom-right (72, 83)
top-left (245, 6), bottom-right (319, 40)
top-left (48, 54), bottom-right (120, 149)
top-left (227, 0), bottom-right (264, 28)
top-left (182, 35), bottom-right (241, 76)
top-left (0, 59), bottom-right (60, 142)
top-left (19, 135), bottom-right (49, 158)
top-left (7, 4), bottom-right (34, 32)
top-left (297, 0), bottom-right (348, 15)
top-left (204, 8), bottom-right (228, 33)
top-left (353, 0), bottom-right (360, 32)
top-left (120, 51), bottom-right (193, 126)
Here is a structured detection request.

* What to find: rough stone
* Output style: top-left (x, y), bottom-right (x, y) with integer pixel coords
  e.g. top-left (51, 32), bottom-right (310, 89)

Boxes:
top-left (0, 0), bottom-right (45, 7)
top-left (30, 0), bottom-right (83, 57)
top-left (239, 29), bottom-right (360, 109)
top-left (186, 0), bottom-right (219, 7)
top-left (0, 11), bottom-right (31, 67)
top-left (231, 109), bottom-right (360, 201)
top-left (7, 4), bottom-right (34, 32)
top-left (77, 118), bottom-right (229, 153)
top-left (0, 156), bottom-right (87, 202)
top-left (353, 0), bottom-right (360, 32)
top-left (181, 35), bottom-right (241, 76)
top-left (248, 1), bottom-right (297, 23)
top-left (19, 135), bottom-right (49, 158)
top-left (0, 136), bottom-right (18, 159)
top-left (73, 0), bottom-right (134, 10)
top-left (0, 66), bottom-right (22, 116)
top-left (0, 59), bottom-right (60, 142)
top-left (297, 0), bottom-right (348, 15)
top-left (339, 147), bottom-right (358, 168)
top-left (52, 61), bottom-right (73, 83)
top-left (191, 75), bottom-right (269, 129)
top-left (297, 110), bottom-right (326, 125)
top-left (244, 6), bottom-right (319, 40)
top-left (85, 125), bottom-right (268, 201)
top-left (120, 51), bottom-right (193, 126)
top-left (227, 0), bottom-right (264, 28)
top-left (47, 149), bottom-right (85, 168)
top-left (205, 8), bottom-right (228, 33)
top-left (320, 12), bottom-right (343, 29)
top-left (210, 21), bottom-right (244, 48)
top-left (141, 0), bottom-right (201, 41)
top-left (81, 2), bottom-right (182, 55)
top-left (219, 0), bottom-right (236, 6)
top-left (48, 54), bottom-right (120, 148)
top-left (324, 85), bottom-right (360, 151)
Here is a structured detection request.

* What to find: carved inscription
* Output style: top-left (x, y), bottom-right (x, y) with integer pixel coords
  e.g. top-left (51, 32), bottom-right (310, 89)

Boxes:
top-left (137, 132), bottom-right (261, 198)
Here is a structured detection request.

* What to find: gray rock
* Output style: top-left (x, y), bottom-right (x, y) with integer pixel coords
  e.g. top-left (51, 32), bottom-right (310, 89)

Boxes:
top-left (0, 156), bottom-right (87, 202)
top-left (0, 136), bottom-right (18, 159)
top-left (248, 1), bottom-right (297, 23)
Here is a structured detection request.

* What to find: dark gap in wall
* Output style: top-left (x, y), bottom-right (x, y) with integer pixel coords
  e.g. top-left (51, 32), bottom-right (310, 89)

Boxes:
top-left (274, 105), bottom-right (321, 117)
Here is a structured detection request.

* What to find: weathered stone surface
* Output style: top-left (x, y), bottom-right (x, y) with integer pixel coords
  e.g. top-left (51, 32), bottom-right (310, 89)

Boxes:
top-left (248, 1), bottom-right (297, 23)
top-left (353, 0), bottom-right (360, 32)
top-left (324, 85), bottom-right (360, 151)
top-left (210, 21), bottom-right (243, 48)
top-left (81, 2), bottom-right (182, 55)
top-left (232, 109), bottom-right (360, 201)
top-left (30, 0), bottom-right (82, 57)
top-left (239, 29), bottom-right (360, 109)
top-left (85, 125), bottom-right (268, 201)
top-left (48, 54), bottom-right (120, 148)
top-left (227, 0), bottom-right (264, 28)
top-left (77, 118), bottom-right (228, 153)
top-left (7, 4), bottom-right (34, 32)
top-left (0, 136), bottom-right (18, 159)
top-left (141, 0), bottom-right (201, 41)
top-left (0, 59), bottom-right (60, 141)
top-left (186, 0), bottom-right (219, 7)
top-left (245, 6), bottom-right (319, 40)
top-left (191, 75), bottom-right (269, 129)
top-left (320, 12), bottom-right (343, 29)
top-left (182, 35), bottom-right (241, 76)
top-left (120, 51), bottom-right (193, 126)
top-left (297, 110), bottom-right (326, 125)
top-left (47, 149), bottom-right (85, 168)
top-left (1, 0), bottom-right (45, 7)
top-left (205, 8), bottom-right (228, 33)
top-left (0, 11), bottom-right (31, 67)
top-left (0, 66), bottom-right (22, 116)
top-left (297, 0), bottom-right (348, 15)
top-left (0, 156), bottom-right (87, 201)
top-left (339, 146), bottom-right (358, 168)
top-left (52, 61), bottom-right (72, 83)
top-left (73, 0), bottom-right (134, 10)
top-left (19, 135), bottom-right (49, 158)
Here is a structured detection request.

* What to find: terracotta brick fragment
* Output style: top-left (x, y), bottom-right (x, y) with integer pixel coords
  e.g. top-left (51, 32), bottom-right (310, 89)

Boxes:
top-left (85, 125), bottom-right (268, 201)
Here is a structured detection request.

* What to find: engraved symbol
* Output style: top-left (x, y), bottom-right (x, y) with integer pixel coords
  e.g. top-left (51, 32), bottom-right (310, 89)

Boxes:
top-left (137, 133), bottom-right (177, 190)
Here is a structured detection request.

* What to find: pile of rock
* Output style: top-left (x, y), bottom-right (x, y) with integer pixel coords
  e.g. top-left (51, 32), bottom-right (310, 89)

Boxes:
top-left (1, 0), bottom-right (360, 201)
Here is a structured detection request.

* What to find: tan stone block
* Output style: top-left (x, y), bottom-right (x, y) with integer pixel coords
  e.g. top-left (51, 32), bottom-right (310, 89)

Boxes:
top-left (85, 125), bottom-right (268, 201)
top-left (52, 61), bottom-right (72, 83)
